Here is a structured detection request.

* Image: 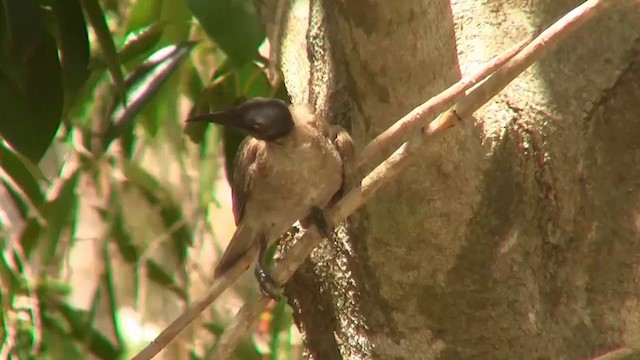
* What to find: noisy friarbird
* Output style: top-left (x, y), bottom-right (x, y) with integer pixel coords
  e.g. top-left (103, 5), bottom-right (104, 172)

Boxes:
top-left (186, 98), bottom-right (354, 297)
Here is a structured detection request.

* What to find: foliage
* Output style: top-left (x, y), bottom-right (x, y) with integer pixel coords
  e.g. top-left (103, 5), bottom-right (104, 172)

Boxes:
top-left (0, 0), bottom-right (297, 358)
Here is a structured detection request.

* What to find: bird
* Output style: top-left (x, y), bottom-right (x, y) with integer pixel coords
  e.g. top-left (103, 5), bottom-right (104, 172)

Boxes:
top-left (186, 98), bottom-right (354, 297)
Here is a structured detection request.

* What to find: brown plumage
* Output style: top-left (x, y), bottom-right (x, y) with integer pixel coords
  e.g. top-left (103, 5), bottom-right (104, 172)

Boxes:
top-left (186, 99), bottom-right (354, 288)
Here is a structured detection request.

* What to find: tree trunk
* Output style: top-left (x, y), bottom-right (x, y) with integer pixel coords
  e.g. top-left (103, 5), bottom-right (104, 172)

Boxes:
top-left (272, 0), bottom-right (640, 358)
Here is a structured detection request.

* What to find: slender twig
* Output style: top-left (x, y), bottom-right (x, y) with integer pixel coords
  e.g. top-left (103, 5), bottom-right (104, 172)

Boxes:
top-left (131, 0), bottom-right (619, 358)
top-left (12, 243), bottom-right (42, 355)
top-left (443, 0), bottom-right (618, 124)
top-left (0, 167), bottom-right (46, 224)
top-left (356, 37), bottom-right (531, 169)
top-left (131, 251), bottom-right (256, 360)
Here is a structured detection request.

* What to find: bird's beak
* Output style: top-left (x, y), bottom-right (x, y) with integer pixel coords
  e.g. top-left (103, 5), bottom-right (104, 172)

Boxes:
top-left (186, 108), bottom-right (255, 134)
top-left (186, 109), bottom-right (237, 127)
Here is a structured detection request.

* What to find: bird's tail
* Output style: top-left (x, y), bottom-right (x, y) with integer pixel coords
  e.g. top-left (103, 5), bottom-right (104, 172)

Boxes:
top-left (214, 224), bottom-right (256, 278)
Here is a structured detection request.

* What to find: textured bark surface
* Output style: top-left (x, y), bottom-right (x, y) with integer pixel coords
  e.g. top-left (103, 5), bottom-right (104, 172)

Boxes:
top-left (274, 0), bottom-right (640, 359)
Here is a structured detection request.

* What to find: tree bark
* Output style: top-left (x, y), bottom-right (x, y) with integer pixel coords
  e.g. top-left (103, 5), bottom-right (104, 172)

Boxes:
top-left (276, 0), bottom-right (640, 359)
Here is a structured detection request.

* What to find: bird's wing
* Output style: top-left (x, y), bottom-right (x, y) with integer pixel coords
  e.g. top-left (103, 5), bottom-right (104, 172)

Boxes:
top-left (231, 137), bottom-right (260, 225)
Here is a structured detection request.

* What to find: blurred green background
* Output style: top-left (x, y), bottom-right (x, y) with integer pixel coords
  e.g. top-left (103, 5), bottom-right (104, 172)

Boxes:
top-left (0, 0), bottom-right (298, 359)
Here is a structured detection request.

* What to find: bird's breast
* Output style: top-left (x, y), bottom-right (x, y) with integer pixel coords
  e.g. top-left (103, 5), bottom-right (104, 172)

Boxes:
top-left (244, 135), bottom-right (342, 230)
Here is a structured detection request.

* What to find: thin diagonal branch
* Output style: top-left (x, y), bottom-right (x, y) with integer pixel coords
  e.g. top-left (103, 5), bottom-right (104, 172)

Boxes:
top-left (441, 0), bottom-right (620, 125)
top-left (356, 37), bottom-right (531, 169)
top-left (130, 252), bottom-right (255, 360)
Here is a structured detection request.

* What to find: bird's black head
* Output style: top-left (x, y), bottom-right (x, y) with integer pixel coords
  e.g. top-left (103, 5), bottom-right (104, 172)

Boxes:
top-left (186, 98), bottom-right (294, 142)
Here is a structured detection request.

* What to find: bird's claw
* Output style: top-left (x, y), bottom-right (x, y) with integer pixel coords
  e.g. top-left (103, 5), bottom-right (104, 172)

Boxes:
top-left (255, 235), bottom-right (282, 300)
top-left (254, 265), bottom-right (282, 300)
top-left (309, 206), bottom-right (332, 239)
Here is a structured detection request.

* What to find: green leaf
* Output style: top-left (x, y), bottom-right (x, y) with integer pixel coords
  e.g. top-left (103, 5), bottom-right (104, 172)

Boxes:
top-left (121, 161), bottom-right (192, 263)
top-left (19, 170), bottom-right (79, 259)
top-left (40, 171), bottom-right (80, 266)
top-left (56, 303), bottom-right (122, 360)
top-left (0, 16), bottom-right (63, 162)
top-left (242, 63), bottom-right (271, 99)
top-left (183, 92), bottom-right (211, 145)
top-left (36, 278), bottom-right (73, 298)
top-left (141, 0), bottom-right (191, 136)
top-left (183, 57), bottom-right (206, 104)
top-left (110, 209), bottom-right (139, 263)
top-left (146, 260), bottom-right (187, 300)
top-left (102, 245), bottom-right (123, 348)
top-left (40, 324), bottom-right (85, 360)
top-left (0, 250), bottom-right (25, 293)
top-left (269, 298), bottom-right (287, 360)
top-left (196, 124), bottom-right (221, 208)
top-left (183, 62), bottom-right (235, 149)
top-left (0, 139), bottom-right (45, 220)
top-left (80, 0), bottom-right (125, 98)
top-left (18, 220), bottom-right (43, 259)
top-left (106, 42), bottom-right (195, 146)
top-left (0, 291), bottom-right (7, 352)
top-left (188, 0), bottom-right (265, 65)
top-left (51, 0), bottom-right (90, 100)
top-left (108, 197), bottom-right (187, 300)
top-left (158, 0), bottom-right (192, 44)
top-left (118, 22), bottom-right (165, 65)
top-left (204, 322), bottom-right (261, 360)
top-left (124, 0), bottom-right (163, 35)
top-left (190, 349), bottom-right (204, 360)
top-left (85, 283), bottom-right (102, 343)
top-left (1, 0), bottom-right (44, 76)
top-left (202, 322), bottom-right (224, 336)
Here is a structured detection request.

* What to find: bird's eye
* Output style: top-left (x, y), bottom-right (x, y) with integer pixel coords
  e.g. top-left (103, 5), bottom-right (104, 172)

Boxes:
top-left (251, 120), bottom-right (264, 131)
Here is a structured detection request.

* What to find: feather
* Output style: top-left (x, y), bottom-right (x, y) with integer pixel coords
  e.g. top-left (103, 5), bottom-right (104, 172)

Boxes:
top-left (215, 138), bottom-right (263, 276)
top-left (214, 224), bottom-right (256, 277)
top-left (231, 137), bottom-right (260, 225)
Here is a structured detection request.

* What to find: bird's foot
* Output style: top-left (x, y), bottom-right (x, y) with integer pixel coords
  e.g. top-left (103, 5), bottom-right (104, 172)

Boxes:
top-left (255, 235), bottom-right (282, 300)
top-left (254, 265), bottom-right (282, 300)
top-left (309, 206), bottom-right (332, 239)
